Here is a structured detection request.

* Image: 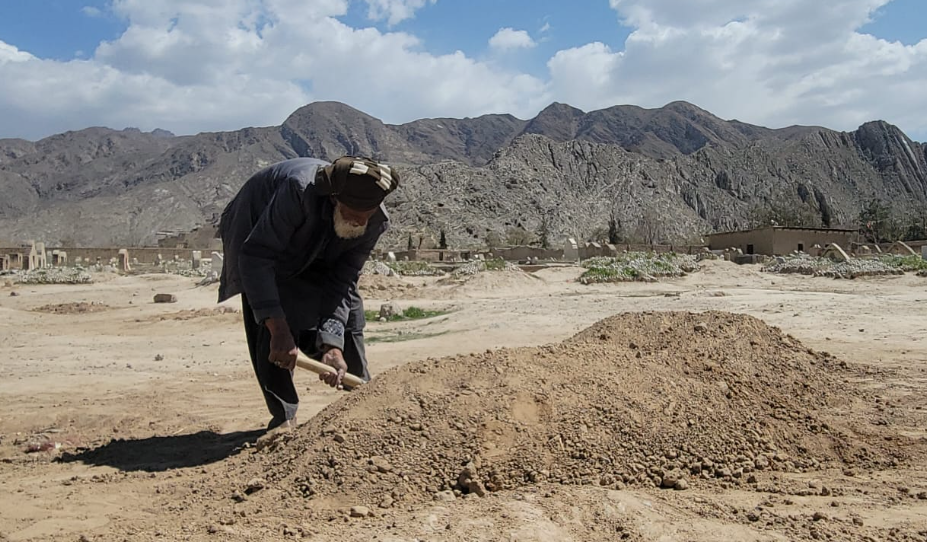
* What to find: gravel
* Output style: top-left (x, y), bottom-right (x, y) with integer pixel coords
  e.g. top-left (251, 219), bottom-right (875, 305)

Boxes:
top-left (762, 254), bottom-right (909, 279)
top-left (579, 253), bottom-right (700, 284)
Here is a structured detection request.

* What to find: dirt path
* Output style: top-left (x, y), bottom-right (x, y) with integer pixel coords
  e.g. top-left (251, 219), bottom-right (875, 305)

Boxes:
top-left (1, 261), bottom-right (926, 541)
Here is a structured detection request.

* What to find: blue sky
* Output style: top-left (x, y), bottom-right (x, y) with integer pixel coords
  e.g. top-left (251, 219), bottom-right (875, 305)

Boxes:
top-left (0, 0), bottom-right (924, 141)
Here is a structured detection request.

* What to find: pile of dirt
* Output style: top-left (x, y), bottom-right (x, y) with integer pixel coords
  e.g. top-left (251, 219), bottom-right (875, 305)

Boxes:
top-left (431, 262), bottom-right (542, 297)
top-left (31, 302), bottom-right (112, 314)
top-left (358, 273), bottom-right (418, 298)
top-left (218, 311), bottom-right (901, 511)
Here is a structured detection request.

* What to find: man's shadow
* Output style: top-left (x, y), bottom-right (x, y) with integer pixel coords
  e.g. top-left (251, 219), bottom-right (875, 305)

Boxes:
top-left (56, 429), bottom-right (264, 472)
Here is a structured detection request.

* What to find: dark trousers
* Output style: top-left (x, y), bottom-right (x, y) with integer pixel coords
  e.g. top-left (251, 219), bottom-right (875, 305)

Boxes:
top-left (240, 294), bottom-right (370, 425)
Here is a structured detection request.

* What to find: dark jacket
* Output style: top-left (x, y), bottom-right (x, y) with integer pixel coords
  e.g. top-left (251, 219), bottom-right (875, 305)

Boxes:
top-left (217, 158), bottom-right (389, 349)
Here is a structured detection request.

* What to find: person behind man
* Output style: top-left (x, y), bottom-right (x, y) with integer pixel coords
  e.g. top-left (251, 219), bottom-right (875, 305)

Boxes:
top-left (217, 156), bottom-right (399, 431)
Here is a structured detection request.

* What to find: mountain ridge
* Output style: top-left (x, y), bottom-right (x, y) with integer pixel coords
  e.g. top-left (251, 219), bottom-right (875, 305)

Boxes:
top-left (0, 100), bottom-right (924, 248)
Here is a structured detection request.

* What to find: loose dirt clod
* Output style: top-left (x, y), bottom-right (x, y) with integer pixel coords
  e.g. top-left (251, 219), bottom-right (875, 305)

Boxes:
top-left (32, 302), bottom-right (111, 314)
top-left (217, 311), bottom-right (904, 510)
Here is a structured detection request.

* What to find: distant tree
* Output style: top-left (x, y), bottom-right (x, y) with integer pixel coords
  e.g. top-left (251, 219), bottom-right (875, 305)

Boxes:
top-left (635, 209), bottom-right (665, 245)
top-left (608, 217), bottom-right (622, 244)
top-left (485, 231), bottom-right (504, 250)
top-left (536, 216), bottom-right (551, 249)
top-left (895, 204), bottom-right (927, 242)
top-left (586, 226), bottom-right (609, 243)
top-left (505, 226), bottom-right (535, 246)
top-left (859, 199), bottom-right (903, 243)
top-left (439, 230), bottom-right (448, 249)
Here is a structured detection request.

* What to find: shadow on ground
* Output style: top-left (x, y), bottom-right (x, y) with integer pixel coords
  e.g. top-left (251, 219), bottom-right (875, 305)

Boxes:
top-left (56, 430), bottom-right (264, 472)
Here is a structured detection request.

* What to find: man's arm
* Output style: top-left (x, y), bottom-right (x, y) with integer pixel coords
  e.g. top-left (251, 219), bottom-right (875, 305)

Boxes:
top-left (316, 221), bottom-right (387, 351)
top-left (238, 178), bottom-right (306, 325)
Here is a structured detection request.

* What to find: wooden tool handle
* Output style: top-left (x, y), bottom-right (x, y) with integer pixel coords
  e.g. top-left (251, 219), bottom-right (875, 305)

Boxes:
top-left (295, 351), bottom-right (366, 389)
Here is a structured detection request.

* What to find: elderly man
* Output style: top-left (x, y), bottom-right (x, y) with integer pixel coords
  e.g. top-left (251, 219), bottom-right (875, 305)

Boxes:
top-left (217, 156), bottom-right (399, 431)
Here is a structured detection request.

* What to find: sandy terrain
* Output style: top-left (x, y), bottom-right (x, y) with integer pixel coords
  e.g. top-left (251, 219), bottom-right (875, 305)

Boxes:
top-left (0, 260), bottom-right (926, 541)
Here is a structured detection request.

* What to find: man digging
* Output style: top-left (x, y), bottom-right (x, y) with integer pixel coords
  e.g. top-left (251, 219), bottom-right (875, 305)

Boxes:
top-left (218, 156), bottom-right (399, 433)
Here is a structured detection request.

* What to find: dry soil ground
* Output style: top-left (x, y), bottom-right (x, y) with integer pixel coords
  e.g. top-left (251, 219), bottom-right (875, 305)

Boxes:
top-left (0, 261), bottom-right (926, 541)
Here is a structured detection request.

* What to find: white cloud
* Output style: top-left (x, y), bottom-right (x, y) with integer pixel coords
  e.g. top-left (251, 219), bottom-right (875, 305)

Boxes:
top-left (549, 0), bottom-right (927, 138)
top-left (363, 0), bottom-right (436, 25)
top-left (82, 6), bottom-right (104, 18)
top-left (1, 0), bottom-right (926, 142)
top-left (539, 22), bottom-right (551, 34)
top-left (0, 42), bottom-right (34, 64)
top-left (489, 28), bottom-right (537, 51)
top-left (0, 0), bottom-right (547, 139)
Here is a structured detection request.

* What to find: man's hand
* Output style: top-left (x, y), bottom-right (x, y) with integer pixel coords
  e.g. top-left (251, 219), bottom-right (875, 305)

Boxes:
top-left (265, 318), bottom-right (297, 371)
top-left (319, 347), bottom-right (347, 389)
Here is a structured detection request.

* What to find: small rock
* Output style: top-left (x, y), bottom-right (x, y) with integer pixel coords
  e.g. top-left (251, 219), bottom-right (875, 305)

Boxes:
top-left (813, 511), bottom-right (827, 522)
top-left (674, 479), bottom-right (689, 491)
top-left (747, 511), bottom-right (760, 522)
top-left (245, 478), bottom-right (266, 495)
top-left (153, 293), bottom-right (177, 303)
top-left (410, 423), bottom-right (423, 431)
top-left (434, 490), bottom-right (456, 502)
top-left (747, 474), bottom-right (758, 484)
top-left (78, 536), bottom-right (91, 542)
top-left (661, 472), bottom-right (679, 488)
top-left (694, 323), bottom-right (708, 333)
top-left (379, 302), bottom-right (401, 320)
top-left (350, 506), bottom-right (371, 518)
top-left (379, 497), bottom-right (394, 509)
top-left (231, 490), bottom-right (246, 502)
top-left (154, 354), bottom-right (164, 361)
top-left (809, 479), bottom-right (822, 490)
top-left (207, 524), bottom-right (219, 534)
top-left (918, 492), bottom-right (927, 500)
top-left (754, 456), bottom-right (769, 470)
top-left (467, 480), bottom-right (487, 497)
top-left (322, 425), bottom-right (336, 435)
top-left (333, 433), bottom-right (346, 443)
top-left (9, 291), bottom-right (19, 297)
top-left (371, 456), bottom-right (393, 473)
top-left (852, 518), bottom-right (864, 526)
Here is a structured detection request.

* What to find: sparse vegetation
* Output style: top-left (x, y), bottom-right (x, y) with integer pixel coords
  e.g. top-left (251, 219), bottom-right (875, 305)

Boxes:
top-left (13, 267), bottom-right (93, 285)
top-left (762, 254), bottom-right (912, 279)
top-left (879, 255), bottom-right (927, 272)
top-left (365, 330), bottom-right (451, 344)
top-left (386, 261), bottom-right (441, 276)
top-left (579, 253), bottom-right (700, 284)
top-left (365, 306), bottom-right (447, 322)
top-left (484, 257), bottom-right (508, 271)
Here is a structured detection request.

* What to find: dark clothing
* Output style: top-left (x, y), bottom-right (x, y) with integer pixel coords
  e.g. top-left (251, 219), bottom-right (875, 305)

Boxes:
top-left (219, 158), bottom-right (388, 422)
top-left (218, 157), bottom-right (389, 351)
top-left (241, 294), bottom-right (370, 424)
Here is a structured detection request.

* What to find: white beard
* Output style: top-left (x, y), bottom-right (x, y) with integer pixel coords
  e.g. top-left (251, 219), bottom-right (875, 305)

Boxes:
top-left (333, 205), bottom-right (368, 239)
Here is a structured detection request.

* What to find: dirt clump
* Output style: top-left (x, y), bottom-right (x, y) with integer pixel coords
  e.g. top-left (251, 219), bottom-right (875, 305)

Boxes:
top-left (217, 311), bottom-right (904, 512)
top-left (140, 307), bottom-right (239, 322)
top-left (32, 301), bottom-right (112, 314)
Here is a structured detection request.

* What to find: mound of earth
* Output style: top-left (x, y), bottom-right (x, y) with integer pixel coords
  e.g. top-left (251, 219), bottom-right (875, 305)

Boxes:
top-left (431, 262), bottom-right (542, 297)
top-left (218, 311), bottom-right (902, 513)
top-left (358, 273), bottom-right (417, 298)
top-left (31, 301), bottom-right (111, 314)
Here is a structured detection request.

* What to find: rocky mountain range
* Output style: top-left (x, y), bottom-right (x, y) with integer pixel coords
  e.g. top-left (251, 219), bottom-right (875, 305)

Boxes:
top-left (1, 100), bottom-right (925, 249)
